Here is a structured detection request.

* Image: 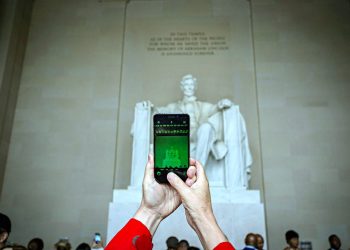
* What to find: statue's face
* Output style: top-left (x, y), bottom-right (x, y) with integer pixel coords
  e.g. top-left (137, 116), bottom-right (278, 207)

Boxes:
top-left (181, 78), bottom-right (196, 97)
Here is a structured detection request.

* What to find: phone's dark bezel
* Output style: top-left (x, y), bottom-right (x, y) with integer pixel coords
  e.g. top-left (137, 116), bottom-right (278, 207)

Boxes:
top-left (153, 114), bottom-right (190, 184)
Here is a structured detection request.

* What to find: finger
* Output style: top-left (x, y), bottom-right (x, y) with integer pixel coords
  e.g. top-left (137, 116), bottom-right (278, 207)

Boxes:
top-left (194, 160), bottom-right (207, 183)
top-left (185, 165), bottom-right (197, 187)
top-left (167, 172), bottom-right (190, 196)
top-left (185, 175), bottom-right (196, 187)
top-left (189, 158), bottom-right (196, 166)
top-left (186, 178), bottom-right (194, 186)
top-left (144, 154), bottom-right (154, 180)
top-left (187, 165), bottom-right (196, 179)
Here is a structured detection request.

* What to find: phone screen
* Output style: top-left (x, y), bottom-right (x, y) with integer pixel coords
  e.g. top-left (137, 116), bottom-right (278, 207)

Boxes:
top-left (94, 233), bottom-right (101, 243)
top-left (153, 114), bottom-right (190, 183)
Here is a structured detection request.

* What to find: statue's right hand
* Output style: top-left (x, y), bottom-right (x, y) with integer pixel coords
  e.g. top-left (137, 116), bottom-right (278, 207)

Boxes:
top-left (217, 99), bottom-right (233, 109)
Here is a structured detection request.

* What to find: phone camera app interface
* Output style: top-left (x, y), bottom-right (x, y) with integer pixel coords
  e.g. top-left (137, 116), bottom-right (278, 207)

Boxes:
top-left (154, 117), bottom-right (189, 169)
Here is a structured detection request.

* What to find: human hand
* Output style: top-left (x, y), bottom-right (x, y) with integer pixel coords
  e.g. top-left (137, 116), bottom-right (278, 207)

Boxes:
top-left (167, 160), bottom-right (228, 250)
top-left (133, 154), bottom-right (197, 235)
top-left (91, 240), bottom-right (104, 249)
top-left (167, 159), bottom-right (211, 223)
top-left (217, 99), bottom-right (232, 109)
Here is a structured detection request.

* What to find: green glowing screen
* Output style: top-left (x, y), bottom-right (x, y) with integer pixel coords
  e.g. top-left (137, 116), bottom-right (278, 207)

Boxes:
top-left (155, 135), bottom-right (189, 168)
top-left (154, 115), bottom-right (189, 169)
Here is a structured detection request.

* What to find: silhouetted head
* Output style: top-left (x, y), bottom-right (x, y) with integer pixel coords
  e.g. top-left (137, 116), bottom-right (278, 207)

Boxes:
top-left (76, 243), bottom-right (91, 250)
top-left (285, 230), bottom-right (299, 248)
top-left (0, 213), bottom-right (11, 247)
top-left (245, 233), bottom-right (257, 247)
top-left (328, 234), bottom-right (341, 250)
top-left (55, 239), bottom-right (71, 250)
top-left (188, 247), bottom-right (199, 250)
top-left (166, 236), bottom-right (178, 250)
top-left (255, 234), bottom-right (264, 250)
top-left (28, 238), bottom-right (44, 250)
top-left (177, 239), bottom-right (189, 250)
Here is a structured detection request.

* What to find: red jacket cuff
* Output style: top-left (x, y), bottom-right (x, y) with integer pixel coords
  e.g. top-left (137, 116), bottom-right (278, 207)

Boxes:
top-left (213, 242), bottom-right (235, 250)
top-left (105, 218), bottom-right (153, 250)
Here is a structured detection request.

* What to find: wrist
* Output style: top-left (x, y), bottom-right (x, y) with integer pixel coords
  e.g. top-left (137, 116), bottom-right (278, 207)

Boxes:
top-left (133, 205), bottom-right (163, 236)
top-left (193, 211), bottom-right (227, 250)
top-left (191, 206), bottom-right (214, 223)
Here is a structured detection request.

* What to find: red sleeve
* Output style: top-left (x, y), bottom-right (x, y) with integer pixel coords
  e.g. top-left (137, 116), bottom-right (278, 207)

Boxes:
top-left (105, 218), bottom-right (153, 250)
top-left (213, 242), bottom-right (235, 250)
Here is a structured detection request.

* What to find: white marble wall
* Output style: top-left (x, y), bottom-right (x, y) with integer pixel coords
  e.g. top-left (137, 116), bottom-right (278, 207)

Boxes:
top-left (0, 0), bottom-right (125, 247)
top-left (0, 0), bottom-right (32, 195)
top-left (253, 0), bottom-right (350, 249)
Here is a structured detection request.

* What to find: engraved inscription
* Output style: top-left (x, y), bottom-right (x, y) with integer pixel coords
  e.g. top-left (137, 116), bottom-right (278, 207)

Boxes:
top-left (147, 32), bottom-right (229, 56)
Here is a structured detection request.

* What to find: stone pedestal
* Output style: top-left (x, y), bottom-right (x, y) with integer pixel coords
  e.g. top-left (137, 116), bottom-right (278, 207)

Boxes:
top-left (107, 187), bottom-right (266, 250)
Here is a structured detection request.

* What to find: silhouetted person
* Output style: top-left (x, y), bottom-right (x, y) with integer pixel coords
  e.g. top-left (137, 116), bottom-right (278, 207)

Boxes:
top-left (0, 213), bottom-right (11, 250)
top-left (328, 234), bottom-right (342, 250)
top-left (243, 233), bottom-right (257, 250)
top-left (166, 236), bottom-right (178, 250)
top-left (255, 234), bottom-right (264, 250)
top-left (284, 230), bottom-right (300, 250)
top-left (76, 243), bottom-right (90, 250)
top-left (177, 240), bottom-right (189, 250)
top-left (27, 238), bottom-right (44, 250)
top-left (187, 247), bottom-right (200, 250)
top-left (55, 239), bottom-right (71, 250)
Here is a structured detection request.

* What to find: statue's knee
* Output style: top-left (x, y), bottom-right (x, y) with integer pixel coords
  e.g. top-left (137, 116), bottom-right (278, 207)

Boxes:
top-left (198, 122), bottom-right (213, 133)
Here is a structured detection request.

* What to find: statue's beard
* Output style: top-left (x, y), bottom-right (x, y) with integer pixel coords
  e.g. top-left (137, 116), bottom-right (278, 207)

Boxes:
top-left (183, 95), bottom-right (197, 102)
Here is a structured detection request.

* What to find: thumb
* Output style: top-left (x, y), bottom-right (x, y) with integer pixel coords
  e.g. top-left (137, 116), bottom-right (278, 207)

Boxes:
top-left (167, 172), bottom-right (190, 196)
top-left (194, 160), bottom-right (207, 183)
top-left (144, 154), bottom-right (154, 180)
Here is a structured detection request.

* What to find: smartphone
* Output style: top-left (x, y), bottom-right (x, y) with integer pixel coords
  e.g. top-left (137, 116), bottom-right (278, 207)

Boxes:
top-left (153, 114), bottom-right (190, 184)
top-left (94, 233), bottom-right (101, 243)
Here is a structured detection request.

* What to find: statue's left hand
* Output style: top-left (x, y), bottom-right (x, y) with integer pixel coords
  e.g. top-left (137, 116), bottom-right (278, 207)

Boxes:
top-left (136, 100), bottom-right (153, 109)
top-left (218, 98), bottom-right (233, 109)
top-left (133, 155), bottom-right (197, 235)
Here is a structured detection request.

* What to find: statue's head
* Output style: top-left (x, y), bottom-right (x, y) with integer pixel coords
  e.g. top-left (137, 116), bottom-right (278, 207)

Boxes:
top-left (180, 74), bottom-right (197, 98)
